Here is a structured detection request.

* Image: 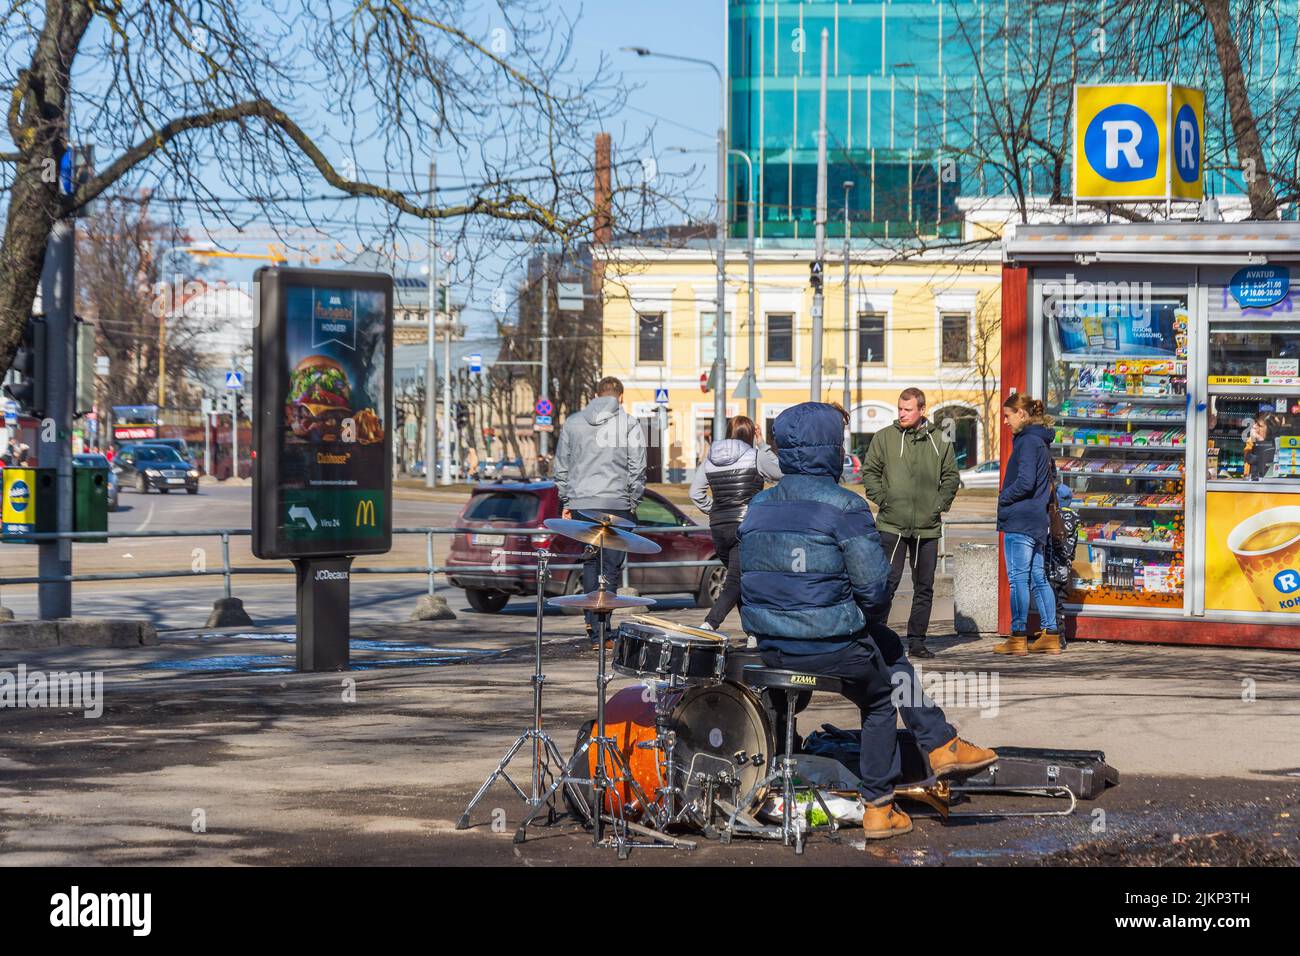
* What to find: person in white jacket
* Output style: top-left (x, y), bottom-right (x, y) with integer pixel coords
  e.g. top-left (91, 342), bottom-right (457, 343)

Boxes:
top-left (689, 416), bottom-right (783, 630)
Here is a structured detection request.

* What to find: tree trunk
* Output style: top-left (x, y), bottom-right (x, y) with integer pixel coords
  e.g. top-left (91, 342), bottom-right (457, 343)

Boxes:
top-left (1203, 0), bottom-right (1278, 219)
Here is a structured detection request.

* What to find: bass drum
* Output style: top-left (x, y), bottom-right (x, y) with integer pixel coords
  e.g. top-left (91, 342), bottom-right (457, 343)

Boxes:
top-left (566, 681), bottom-right (774, 826)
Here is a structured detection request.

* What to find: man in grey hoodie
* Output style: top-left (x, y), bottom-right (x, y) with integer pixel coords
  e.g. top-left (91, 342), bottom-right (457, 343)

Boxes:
top-left (553, 376), bottom-right (647, 640)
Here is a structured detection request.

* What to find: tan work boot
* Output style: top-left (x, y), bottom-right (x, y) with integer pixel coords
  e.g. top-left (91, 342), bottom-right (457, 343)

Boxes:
top-left (928, 736), bottom-right (999, 777)
top-left (861, 803), bottom-right (913, 840)
top-left (1028, 629), bottom-right (1063, 654)
top-left (992, 631), bottom-right (1028, 656)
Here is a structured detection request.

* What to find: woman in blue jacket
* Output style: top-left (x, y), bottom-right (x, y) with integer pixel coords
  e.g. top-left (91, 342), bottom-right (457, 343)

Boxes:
top-left (994, 393), bottom-right (1060, 655)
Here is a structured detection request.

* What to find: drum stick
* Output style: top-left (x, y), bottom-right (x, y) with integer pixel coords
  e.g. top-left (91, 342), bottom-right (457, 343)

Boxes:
top-left (628, 614), bottom-right (726, 642)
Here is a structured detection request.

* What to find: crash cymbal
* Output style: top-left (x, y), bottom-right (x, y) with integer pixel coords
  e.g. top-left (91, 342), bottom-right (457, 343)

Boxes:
top-left (572, 510), bottom-right (634, 529)
top-left (543, 518), bottom-right (662, 554)
top-left (547, 591), bottom-right (657, 611)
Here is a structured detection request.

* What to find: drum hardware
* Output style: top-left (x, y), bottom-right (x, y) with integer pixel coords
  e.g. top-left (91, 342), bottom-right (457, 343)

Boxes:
top-left (510, 517), bottom-right (690, 858)
top-left (457, 546), bottom-right (590, 832)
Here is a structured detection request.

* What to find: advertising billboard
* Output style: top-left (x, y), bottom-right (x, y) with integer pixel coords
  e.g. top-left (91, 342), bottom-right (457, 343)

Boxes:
top-left (252, 268), bottom-right (393, 559)
top-left (1205, 491), bottom-right (1300, 614)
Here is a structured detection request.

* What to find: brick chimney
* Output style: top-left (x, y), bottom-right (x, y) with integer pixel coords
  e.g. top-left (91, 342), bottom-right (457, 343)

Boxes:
top-left (593, 131), bottom-right (612, 291)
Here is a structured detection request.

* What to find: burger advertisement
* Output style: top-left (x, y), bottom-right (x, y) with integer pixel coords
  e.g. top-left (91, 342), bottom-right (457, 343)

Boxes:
top-left (253, 270), bottom-right (393, 560)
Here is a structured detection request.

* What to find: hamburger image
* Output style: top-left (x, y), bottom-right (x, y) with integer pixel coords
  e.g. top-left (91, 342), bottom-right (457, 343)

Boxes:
top-left (286, 354), bottom-right (352, 440)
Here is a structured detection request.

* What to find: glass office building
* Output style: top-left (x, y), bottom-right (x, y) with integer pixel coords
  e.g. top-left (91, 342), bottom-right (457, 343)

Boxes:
top-left (726, 0), bottom-right (1300, 241)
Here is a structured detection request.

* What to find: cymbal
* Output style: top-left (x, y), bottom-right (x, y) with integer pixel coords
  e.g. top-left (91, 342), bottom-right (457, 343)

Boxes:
top-left (547, 591), bottom-right (657, 611)
top-left (543, 518), bottom-right (662, 554)
top-left (573, 510), bottom-right (634, 529)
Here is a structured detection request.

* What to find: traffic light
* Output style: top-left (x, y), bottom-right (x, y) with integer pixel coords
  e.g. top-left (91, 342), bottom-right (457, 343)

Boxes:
top-left (3, 318), bottom-right (48, 415)
top-left (809, 260), bottom-right (824, 293)
top-left (455, 401), bottom-right (469, 429)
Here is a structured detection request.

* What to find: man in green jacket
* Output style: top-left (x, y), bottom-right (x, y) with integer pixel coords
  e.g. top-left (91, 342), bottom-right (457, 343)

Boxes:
top-left (861, 388), bottom-right (960, 658)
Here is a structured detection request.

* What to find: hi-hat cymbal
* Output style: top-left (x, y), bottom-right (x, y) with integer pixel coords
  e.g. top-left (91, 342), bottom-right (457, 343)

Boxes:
top-left (573, 510), bottom-right (634, 529)
top-left (547, 591), bottom-right (657, 611)
top-left (543, 518), bottom-right (662, 554)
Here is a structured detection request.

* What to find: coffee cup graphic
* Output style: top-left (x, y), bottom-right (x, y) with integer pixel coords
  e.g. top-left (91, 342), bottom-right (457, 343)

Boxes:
top-left (1226, 506), bottom-right (1300, 612)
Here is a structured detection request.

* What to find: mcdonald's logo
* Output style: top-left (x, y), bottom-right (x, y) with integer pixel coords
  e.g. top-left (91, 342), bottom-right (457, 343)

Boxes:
top-left (355, 498), bottom-right (377, 527)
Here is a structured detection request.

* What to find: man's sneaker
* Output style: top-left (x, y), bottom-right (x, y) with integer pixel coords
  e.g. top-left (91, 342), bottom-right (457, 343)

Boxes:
top-left (928, 736), bottom-right (998, 777)
top-left (698, 622), bottom-right (716, 631)
top-left (908, 639), bottom-right (935, 659)
top-left (744, 634), bottom-right (758, 649)
top-left (861, 803), bottom-right (913, 840)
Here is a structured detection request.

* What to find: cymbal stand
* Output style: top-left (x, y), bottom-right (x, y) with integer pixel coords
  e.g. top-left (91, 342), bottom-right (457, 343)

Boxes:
top-left (514, 554), bottom-right (692, 857)
top-left (457, 546), bottom-right (589, 831)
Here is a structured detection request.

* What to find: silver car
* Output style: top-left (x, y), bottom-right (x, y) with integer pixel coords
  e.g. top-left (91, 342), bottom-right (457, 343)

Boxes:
top-left (958, 459), bottom-right (1001, 489)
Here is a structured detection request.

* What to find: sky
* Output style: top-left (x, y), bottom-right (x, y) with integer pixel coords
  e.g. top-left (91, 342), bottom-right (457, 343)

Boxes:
top-left (191, 0), bottom-right (728, 338)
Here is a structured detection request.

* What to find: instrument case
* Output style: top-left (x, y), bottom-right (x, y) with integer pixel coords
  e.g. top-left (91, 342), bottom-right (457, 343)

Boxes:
top-left (960, 746), bottom-right (1119, 800)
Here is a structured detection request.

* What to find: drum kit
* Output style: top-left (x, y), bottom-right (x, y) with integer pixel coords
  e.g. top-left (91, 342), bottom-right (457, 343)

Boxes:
top-left (456, 510), bottom-right (1083, 859)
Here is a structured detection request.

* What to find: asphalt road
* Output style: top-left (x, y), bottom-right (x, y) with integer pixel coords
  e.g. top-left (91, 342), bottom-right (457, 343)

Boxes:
top-left (0, 482), bottom-right (996, 631)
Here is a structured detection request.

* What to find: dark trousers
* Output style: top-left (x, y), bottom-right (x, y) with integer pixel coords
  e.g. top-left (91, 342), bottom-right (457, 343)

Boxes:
top-left (581, 508), bottom-right (635, 632)
top-left (704, 521), bottom-right (743, 629)
top-left (759, 624), bottom-right (956, 804)
top-left (878, 532), bottom-right (939, 642)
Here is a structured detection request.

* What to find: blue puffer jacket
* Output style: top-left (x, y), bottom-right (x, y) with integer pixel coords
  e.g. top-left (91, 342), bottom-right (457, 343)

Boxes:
top-left (738, 403), bottom-right (892, 652)
top-left (997, 423), bottom-right (1055, 545)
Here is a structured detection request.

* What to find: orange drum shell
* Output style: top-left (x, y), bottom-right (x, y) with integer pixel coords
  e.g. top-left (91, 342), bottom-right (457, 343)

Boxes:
top-left (588, 684), bottom-right (671, 818)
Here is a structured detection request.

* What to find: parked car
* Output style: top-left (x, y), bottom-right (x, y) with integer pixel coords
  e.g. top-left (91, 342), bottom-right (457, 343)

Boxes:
top-left (446, 482), bottom-right (722, 614)
top-left (958, 459), bottom-right (1001, 489)
top-left (113, 443), bottom-right (200, 494)
top-left (73, 453), bottom-right (118, 511)
top-left (841, 453), bottom-right (862, 484)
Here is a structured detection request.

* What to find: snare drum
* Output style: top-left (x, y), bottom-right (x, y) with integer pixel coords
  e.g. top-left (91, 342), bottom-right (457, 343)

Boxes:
top-left (613, 620), bottom-right (726, 684)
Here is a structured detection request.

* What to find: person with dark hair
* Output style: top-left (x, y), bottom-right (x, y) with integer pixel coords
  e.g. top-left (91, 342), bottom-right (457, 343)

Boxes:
top-left (994, 393), bottom-right (1060, 655)
top-left (860, 387), bottom-right (960, 659)
top-left (1244, 410), bottom-right (1275, 480)
top-left (553, 375), bottom-right (646, 645)
top-left (689, 415), bottom-right (783, 631)
top-left (738, 402), bottom-right (997, 839)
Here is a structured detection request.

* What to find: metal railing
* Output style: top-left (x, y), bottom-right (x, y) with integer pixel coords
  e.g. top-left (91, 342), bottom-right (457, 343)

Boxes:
top-left (0, 517), bottom-right (997, 609)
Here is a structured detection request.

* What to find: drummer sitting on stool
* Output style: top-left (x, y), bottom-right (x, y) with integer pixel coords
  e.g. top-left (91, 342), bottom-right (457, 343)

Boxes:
top-left (737, 402), bottom-right (997, 840)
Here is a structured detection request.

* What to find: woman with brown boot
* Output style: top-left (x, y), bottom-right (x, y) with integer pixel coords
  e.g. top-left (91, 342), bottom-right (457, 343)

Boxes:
top-left (993, 394), bottom-right (1061, 655)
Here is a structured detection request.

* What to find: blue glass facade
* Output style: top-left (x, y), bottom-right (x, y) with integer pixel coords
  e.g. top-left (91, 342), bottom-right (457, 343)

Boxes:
top-left (727, 0), bottom-right (1300, 241)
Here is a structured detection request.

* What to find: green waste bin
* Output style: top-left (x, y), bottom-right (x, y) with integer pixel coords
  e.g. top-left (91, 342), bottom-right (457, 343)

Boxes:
top-left (73, 464), bottom-right (109, 542)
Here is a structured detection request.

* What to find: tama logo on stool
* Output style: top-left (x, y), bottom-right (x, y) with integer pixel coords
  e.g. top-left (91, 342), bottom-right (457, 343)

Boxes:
top-left (314, 568), bottom-right (349, 582)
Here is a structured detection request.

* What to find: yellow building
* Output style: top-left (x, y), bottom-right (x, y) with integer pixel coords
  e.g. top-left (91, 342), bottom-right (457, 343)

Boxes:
top-left (601, 244), bottom-right (1002, 481)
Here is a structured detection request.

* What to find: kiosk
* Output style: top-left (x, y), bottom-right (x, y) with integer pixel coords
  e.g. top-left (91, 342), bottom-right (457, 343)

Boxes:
top-left (1002, 221), bottom-right (1300, 649)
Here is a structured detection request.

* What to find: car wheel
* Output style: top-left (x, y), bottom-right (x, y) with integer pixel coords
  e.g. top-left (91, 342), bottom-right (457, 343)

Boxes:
top-left (137, 475), bottom-right (148, 493)
top-left (695, 562), bottom-right (727, 609)
top-left (559, 570), bottom-right (586, 616)
top-left (465, 588), bottom-right (510, 614)
top-left (186, 487), bottom-right (198, 495)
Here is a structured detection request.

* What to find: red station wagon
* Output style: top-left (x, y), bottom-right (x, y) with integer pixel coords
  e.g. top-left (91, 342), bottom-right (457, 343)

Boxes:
top-left (446, 482), bottom-right (724, 614)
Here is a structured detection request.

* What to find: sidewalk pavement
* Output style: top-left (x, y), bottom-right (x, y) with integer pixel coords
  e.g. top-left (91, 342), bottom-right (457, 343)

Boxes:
top-left (0, 600), bottom-right (1296, 865)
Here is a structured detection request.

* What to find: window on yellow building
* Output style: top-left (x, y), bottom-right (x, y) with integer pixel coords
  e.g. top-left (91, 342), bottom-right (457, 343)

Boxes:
top-left (941, 311), bottom-right (971, 364)
top-left (767, 313), bottom-right (794, 364)
top-left (857, 311), bottom-right (886, 365)
top-left (700, 311), bottom-right (731, 367)
top-left (637, 312), bottom-right (665, 364)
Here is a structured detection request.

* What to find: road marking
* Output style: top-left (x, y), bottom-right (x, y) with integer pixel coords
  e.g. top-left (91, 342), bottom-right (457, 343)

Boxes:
top-left (133, 499), bottom-right (157, 534)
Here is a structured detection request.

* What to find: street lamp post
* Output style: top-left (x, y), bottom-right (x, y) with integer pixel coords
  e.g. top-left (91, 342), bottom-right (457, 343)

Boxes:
top-left (729, 148), bottom-right (757, 422)
top-left (842, 181), bottom-right (854, 417)
top-left (625, 45), bottom-right (727, 443)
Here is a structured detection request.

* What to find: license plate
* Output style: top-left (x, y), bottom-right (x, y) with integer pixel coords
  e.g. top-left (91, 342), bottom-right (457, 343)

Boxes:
top-left (473, 533), bottom-right (505, 546)
top-left (167, 478), bottom-right (184, 484)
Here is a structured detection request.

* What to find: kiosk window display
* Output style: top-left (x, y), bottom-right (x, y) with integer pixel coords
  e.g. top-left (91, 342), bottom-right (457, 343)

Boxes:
top-left (1004, 222), bottom-right (1300, 649)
